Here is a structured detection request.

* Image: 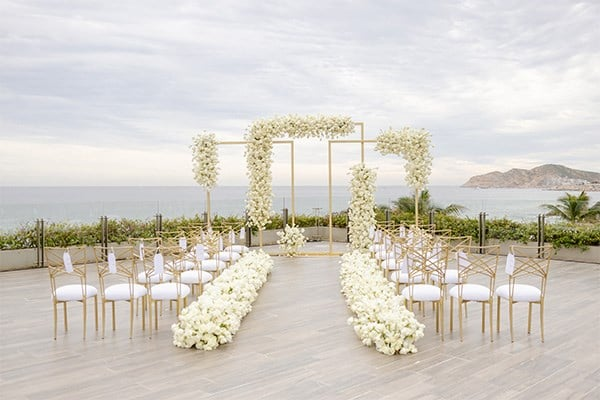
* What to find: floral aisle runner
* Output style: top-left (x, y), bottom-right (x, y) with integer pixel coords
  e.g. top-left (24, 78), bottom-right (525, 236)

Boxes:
top-left (172, 250), bottom-right (273, 350)
top-left (340, 251), bottom-right (425, 355)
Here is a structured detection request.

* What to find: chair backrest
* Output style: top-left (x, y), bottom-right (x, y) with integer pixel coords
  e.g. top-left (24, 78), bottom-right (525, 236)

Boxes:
top-left (456, 245), bottom-right (500, 283)
top-left (94, 246), bottom-right (136, 294)
top-left (46, 246), bottom-right (89, 295)
top-left (507, 245), bottom-right (553, 295)
top-left (439, 236), bottom-right (473, 255)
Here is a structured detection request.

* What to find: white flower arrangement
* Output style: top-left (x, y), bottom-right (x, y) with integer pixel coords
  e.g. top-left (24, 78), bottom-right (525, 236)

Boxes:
top-left (245, 115), bottom-right (355, 229)
top-left (375, 127), bottom-right (433, 191)
top-left (191, 132), bottom-right (219, 190)
top-left (276, 224), bottom-right (307, 256)
top-left (348, 163), bottom-right (377, 252)
top-left (340, 251), bottom-right (425, 355)
top-left (172, 250), bottom-right (273, 350)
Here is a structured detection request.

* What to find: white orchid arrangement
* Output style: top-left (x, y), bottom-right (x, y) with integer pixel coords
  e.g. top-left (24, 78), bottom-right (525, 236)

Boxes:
top-left (276, 224), bottom-right (307, 256)
top-left (375, 127), bottom-right (432, 191)
top-left (172, 250), bottom-right (273, 350)
top-left (340, 251), bottom-right (425, 355)
top-left (348, 163), bottom-right (377, 252)
top-left (245, 115), bottom-right (355, 229)
top-left (191, 132), bottom-right (219, 190)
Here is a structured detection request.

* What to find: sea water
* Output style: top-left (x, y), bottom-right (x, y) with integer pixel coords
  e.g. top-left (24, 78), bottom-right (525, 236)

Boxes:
top-left (1, 186), bottom-right (599, 232)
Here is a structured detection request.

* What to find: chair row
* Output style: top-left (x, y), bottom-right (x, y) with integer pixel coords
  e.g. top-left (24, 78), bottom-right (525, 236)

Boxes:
top-left (46, 240), bottom-right (249, 340)
top-left (369, 227), bottom-right (552, 343)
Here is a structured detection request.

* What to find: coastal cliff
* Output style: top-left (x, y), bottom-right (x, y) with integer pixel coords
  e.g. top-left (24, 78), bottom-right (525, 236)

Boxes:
top-left (462, 164), bottom-right (600, 191)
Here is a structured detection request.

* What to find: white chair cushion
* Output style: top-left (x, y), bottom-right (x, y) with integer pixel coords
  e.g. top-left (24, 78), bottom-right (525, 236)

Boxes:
top-left (137, 271), bottom-right (173, 284)
top-left (390, 271), bottom-right (424, 283)
top-left (150, 282), bottom-right (191, 300)
top-left (225, 245), bottom-right (249, 254)
top-left (369, 243), bottom-right (386, 253)
top-left (381, 257), bottom-right (398, 269)
top-left (431, 269), bottom-right (460, 284)
top-left (213, 252), bottom-right (241, 262)
top-left (55, 284), bottom-right (97, 301)
top-left (180, 270), bottom-right (213, 285)
top-left (201, 259), bottom-right (227, 272)
top-left (172, 260), bottom-right (196, 271)
top-left (495, 284), bottom-right (541, 302)
top-left (104, 283), bottom-right (147, 301)
top-left (402, 284), bottom-right (441, 301)
top-left (449, 284), bottom-right (491, 301)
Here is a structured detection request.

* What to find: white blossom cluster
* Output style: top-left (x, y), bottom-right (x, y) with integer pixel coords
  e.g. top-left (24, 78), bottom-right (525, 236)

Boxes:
top-left (171, 250), bottom-right (273, 350)
top-left (375, 127), bottom-right (433, 191)
top-left (191, 132), bottom-right (219, 190)
top-left (245, 115), bottom-right (355, 229)
top-left (340, 251), bottom-right (425, 355)
top-left (348, 163), bottom-right (377, 252)
top-left (276, 224), bottom-right (307, 256)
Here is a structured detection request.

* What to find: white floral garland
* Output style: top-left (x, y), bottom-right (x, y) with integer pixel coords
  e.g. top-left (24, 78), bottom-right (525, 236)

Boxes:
top-left (172, 250), bottom-right (273, 350)
top-left (375, 127), bottom-right (432, 191)
top-left (340, 251), bottom-right (425, 355)
top-left (191, 132), bottom-right (219, 190)
top-left (276, 224), bottom-right (307, 256)
top-left (245, 115), bottom-right (355, 229)
top-left (348, 163), bottom-right (377, 252)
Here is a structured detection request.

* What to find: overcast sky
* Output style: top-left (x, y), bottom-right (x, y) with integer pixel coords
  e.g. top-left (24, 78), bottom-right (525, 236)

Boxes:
top-left (1, 0), bottom-right (598, 187)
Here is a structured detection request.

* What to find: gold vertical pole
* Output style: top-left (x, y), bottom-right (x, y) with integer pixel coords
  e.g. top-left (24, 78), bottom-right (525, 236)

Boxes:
top-left (328, 140), bottom-right (333, 254)
top-left (414, 188), bottom-right (419, 227)
top-left (291, 141), bottom-right (295, 225)
top-left (206, 189), bottom-right (211, 228)
top-left (259, 228), bottom-right (263, 248)
top-left (359, 122), bottom-right (365, 163)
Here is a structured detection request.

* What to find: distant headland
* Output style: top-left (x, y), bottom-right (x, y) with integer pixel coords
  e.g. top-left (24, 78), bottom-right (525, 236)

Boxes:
top-left (462, 164), bottom-right (600, 191)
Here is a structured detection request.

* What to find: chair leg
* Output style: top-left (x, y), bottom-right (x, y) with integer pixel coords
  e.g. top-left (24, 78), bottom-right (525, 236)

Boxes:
top-left (540, 302), bottom-right (545, 343)
top-left (141, 296), bottom-right (146, 331)
top-left (509, 300), bottom-right (514, 342)
top-left (63, 303), bottom-right (68, 332)
top-left (94, 295), bottom-right (98, 331)
top-left (489, 301), bottom-right (494, 342)
top-left (527, 303), bottom-right (533, 335)
top-left (101, 301), bottom-right (106, 339)
top-left (496, 297), bottom-right (501, 333)
top-left (82, 300), bottom-right (87, 340)
top-left (129, 300), bottom-right (134, 339)
top-left (458, 298), bottom-right (463, 342)
top-left (112, 301), bottom-right (116, 331)
top-left (481, 302), bottom-right (485, 333)
top-left (53, 302), bottom-right (58, 340)
top-left (440, 299), bottom-right (445, 341)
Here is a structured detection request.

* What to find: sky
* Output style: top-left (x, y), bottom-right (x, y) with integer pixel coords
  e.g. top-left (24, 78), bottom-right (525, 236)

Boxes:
top-left (1, 0), bottom-right (599, 187)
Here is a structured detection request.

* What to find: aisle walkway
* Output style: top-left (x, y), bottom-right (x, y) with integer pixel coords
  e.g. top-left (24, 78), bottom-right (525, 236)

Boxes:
top-left (0, 249), bottom-right (598, 399)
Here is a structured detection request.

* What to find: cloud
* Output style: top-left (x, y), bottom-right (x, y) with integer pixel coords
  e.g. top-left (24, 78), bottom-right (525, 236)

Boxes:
top-left (1, 0), bottom-right (599, 186)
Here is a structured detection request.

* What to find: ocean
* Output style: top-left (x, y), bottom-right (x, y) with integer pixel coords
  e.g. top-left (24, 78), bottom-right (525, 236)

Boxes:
top-left (1, 186), bottom-right (599, 232)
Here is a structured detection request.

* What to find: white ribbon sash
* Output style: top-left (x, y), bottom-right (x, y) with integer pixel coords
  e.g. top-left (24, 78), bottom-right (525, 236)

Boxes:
top-left (108, 251), bottom-right (117, 274)
top-left (505, 253), bottom-right (515, 275)
top-left (229, 230), bottom-right (236, 244)
top-left (179, 237), bottom-right (187, 250)
top-left (240, 227), bottom-right (246, 240)
top-left (63, 251), bottom-right (73, 273)
top-left (154, 253), bottom-right (164, 275)
top-left (195, 244), bottom-right (205, 261)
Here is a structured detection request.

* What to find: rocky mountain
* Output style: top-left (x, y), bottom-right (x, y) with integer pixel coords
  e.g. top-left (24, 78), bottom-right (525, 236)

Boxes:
top-left (462, 164), bottom-right (600, 191)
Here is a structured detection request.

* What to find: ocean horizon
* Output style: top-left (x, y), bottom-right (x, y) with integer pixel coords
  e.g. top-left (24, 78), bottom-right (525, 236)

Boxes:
top-left (1, 185), bottom-right (599, 232)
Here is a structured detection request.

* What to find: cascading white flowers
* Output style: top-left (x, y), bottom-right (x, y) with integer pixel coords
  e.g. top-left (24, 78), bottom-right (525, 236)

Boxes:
top-left (375, 127), bottom-right (432, 191)
top-left (276, 224), bottom-right (307, 256)
top-left (340, 251), bottom-right (425, 355)
top-left (348, 163), bottom-right (377, 252)
top-left (172, 250), bottom-right (273, 350)
top-left (191, 132), bottom-right (219, 190)
top-left (245, 115), bottom-right (355, 229)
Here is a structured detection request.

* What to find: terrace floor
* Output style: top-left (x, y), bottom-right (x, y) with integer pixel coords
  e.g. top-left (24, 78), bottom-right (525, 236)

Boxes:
top-left (0, 242), bottom-right (599, 399)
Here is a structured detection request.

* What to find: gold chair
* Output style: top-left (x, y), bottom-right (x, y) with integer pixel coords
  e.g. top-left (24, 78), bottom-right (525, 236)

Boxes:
top-left (401, 240), bottom-right (448, 340)
top-left (449, 245), bottom-right (499, 342)
top-left (144, 245), bottom-right (191, 335)
top-left (94, 246), bottom-right (147, 339)
top-left (496, 244), bottom-right (553, 342)
top-left (46, 246), bottom-right (98, 340)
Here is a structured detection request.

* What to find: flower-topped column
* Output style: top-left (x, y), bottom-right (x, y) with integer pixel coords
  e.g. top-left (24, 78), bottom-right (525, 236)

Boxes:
top-left (348, 163), bottom-right (377, 252)
top-left (375, 127), bottom-right (433, 226)
top-left (192, 133), bottom-right (219, 228)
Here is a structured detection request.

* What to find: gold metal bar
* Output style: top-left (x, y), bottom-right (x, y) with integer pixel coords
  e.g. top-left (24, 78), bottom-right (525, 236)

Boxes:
top-left (357, 122), bottom-right (365, 163)
top-left (206, 189), bottom-right (211, 228)
top-left (291, 141), bottom-right (295, 225)
top-left (328, 140), bottom-right (333, 254)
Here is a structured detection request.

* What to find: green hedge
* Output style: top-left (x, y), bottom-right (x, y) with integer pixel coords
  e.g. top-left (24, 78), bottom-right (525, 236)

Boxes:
top-left (1, 213), bottom-right (598, 251)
